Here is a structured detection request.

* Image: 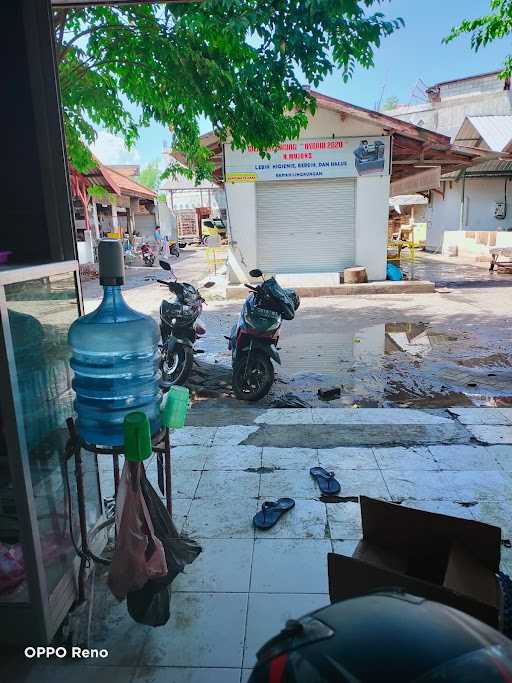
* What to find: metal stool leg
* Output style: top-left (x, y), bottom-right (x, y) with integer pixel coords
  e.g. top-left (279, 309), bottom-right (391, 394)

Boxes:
top-left (164, 428), bottom-right (172, 516)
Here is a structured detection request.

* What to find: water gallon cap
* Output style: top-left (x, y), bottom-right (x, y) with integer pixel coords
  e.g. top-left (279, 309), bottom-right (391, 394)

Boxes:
top-left (98, 239), bottom-right (125, 286)
top-left (161, 386), bottom-right (190, 429)
top-left (124, 412), bottom-right (152, 461)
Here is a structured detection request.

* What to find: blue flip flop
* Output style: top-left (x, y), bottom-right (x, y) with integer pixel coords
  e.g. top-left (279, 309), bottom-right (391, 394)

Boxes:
top-left (253, 498), bottom-right (295, 530)
top-left (310, 467), bottom-right (341, 494)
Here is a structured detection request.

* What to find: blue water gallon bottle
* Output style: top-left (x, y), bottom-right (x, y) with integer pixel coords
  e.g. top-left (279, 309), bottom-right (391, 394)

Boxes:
top-left (68, 239), bottom-right (161, 445)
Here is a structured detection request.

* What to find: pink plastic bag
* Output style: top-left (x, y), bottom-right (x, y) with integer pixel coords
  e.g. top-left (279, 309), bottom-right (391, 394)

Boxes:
top-left (108, 461), bottom-right (167, 600)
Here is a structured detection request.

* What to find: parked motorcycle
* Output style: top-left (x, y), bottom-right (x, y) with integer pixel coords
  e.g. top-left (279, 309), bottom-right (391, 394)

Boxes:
top-left (141, 243), bottom-right (155, 267)
top-left (229, 269), bottom-right (299, 401)
top-left (158, 259), bottom-right (212, 386)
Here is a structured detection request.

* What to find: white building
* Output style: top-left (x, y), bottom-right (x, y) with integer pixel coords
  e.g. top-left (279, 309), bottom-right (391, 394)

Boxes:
top-left (388, 72), bottom-right (512, 255)
top-left (205, 91), bottom-right (486, 285)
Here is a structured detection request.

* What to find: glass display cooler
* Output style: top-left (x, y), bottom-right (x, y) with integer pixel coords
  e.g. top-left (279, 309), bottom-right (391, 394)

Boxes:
top-left (0, 260), bottom-right (102, 645)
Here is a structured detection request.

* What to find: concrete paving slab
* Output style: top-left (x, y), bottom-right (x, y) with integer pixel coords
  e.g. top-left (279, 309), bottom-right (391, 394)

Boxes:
top-left (327, 501), bottom-right (363, 539)
top-left (317, 447), bottom-right (378, 470)
top-left (327, 470), bottom-right (390, 500)
top-left (202, 445), bottom-right (262, 470)
top-left (255, 409), bottom-right (313, 425)
top-left (400, 500), bottom-right (476, 520)
top-left (185, 497), bottom-right (257, 539)
top-left (254, 498), bottom-right (328, 540)
top-left (212, 425), bottom-right (260, 445)
top-left (196, 470), bottom-right (260, 499)
top-left (470, 501), bottom-right (512, 538)
top-left (170, 446), bottom-right (211, 471)
top-left (141, 593), bottom-right (248, 668)
top-left (468, 425), bottom-right (512, 444)
top-left (383, 469), bottom-right (512, 502)
top-left (172, 427), bottom-right (217, 447)
top-left (490, 445), bottom-right (512, 472)
top-left (373, 446), bottom-right (437, 470)
top-left (447, 408), bottom-right (512, 425)
top-left (262, 447), bottom-right (319, 470)
top-left (251, 539), bottom-right (331, 594)
top-left (133, 668), bottom-right (240, 683)
top-left (428, 444), bottom-right (501, 470)
top-left (332, 540), bottom-right (360, 556)
top-left (311, 408), bottom-right (452, 425)
top-left (260, 469), bottom-right (318, 499)
top-left (16, 666), bottom-right (137, 683)
top-left (172, 539), bottom-right (254, 593)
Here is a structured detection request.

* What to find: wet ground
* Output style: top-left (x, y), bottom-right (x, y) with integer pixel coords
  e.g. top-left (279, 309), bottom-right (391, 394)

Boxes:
top-left (82, 251), bottom-right (512, 415)
top-left (186, 253), bottom-right (512, 414)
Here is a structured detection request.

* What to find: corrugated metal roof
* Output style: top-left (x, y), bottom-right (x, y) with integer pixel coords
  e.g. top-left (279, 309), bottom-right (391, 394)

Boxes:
top-left (442, 158), bottom-right (512, 179)
top-left (455, 116), bottom-right (512, 152)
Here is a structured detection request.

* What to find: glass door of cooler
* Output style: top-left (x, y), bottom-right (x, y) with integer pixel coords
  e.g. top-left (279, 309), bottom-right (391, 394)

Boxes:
top-left (0, 263), bottom-right (101, 644)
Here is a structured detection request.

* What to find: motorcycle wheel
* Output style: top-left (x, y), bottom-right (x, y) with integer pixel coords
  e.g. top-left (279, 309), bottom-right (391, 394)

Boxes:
top-left (232, 350), bottom-right (274, 401)
top-left (160, 343), bottom-right (193, 386)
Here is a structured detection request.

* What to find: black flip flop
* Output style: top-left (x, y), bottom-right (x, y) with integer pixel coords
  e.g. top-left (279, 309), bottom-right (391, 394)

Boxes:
top-left (310, 467), bottom-right (341, 494)
top-left (253, 498), bottom-right (295, 530)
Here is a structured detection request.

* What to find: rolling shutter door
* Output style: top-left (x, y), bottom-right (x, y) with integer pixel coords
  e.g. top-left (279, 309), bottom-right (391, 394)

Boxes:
top-left (256, 178), bottom-right (356, 273)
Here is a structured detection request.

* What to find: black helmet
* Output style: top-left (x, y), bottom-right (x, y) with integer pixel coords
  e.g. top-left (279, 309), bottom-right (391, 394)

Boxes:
top-left (249, 591), bottom-right (512, 683)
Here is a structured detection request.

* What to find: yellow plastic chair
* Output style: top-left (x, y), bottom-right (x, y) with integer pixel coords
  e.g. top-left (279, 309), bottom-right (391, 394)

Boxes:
top-left (204, 245), bottom-right (228, 274)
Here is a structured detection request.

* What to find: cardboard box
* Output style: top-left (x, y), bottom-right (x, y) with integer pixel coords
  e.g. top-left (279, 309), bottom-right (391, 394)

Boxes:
top-left (328, 496), bottom-right (503, 628)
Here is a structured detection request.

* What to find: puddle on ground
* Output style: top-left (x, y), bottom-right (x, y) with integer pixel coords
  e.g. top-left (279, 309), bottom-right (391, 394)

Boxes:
top-left (274, 321), bottom-right (512, 409)
top-left (186, 321), bottom-right (512, 410)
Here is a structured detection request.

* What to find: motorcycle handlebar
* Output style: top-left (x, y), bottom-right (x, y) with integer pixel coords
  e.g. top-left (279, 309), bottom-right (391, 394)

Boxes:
top-left (157, 279), bottom-right (170, 286)
top-left (245, 283), bottom-right (258, 291)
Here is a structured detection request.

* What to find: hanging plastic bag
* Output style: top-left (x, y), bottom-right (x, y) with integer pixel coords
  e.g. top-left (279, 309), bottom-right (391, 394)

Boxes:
top-left (126, 467), bottom-right (201, 626)
top-left (108, 461), bottom-right (168, 601)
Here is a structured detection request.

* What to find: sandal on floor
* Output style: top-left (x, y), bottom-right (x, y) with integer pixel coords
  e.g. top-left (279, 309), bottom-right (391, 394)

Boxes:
top-left (310, 467), bottom-right (341, 494)
top-left (253, 498), bottom-right (295, 530)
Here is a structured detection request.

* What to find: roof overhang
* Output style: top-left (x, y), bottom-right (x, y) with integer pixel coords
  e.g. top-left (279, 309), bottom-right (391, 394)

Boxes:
top-left (192, 91), bottom-right (500, 188)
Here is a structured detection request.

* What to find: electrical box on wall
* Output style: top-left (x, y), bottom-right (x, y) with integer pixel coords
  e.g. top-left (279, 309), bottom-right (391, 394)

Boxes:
top-left (495, 202), bottom-right (507, 219)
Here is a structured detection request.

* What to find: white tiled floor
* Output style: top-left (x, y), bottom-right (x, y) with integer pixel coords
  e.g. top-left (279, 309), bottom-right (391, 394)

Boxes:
top-left (88, 416), bottom-right (512, 683)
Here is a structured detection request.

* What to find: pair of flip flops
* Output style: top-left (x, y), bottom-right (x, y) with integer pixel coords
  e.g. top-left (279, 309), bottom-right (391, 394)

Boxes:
top-left (253, 468), bottom-right (341, 530)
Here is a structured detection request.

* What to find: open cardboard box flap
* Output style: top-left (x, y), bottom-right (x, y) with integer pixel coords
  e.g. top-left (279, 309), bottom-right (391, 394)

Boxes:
top-left (359, 497), bottom-right (501, 572)
top-left (328, 497), bottom-right (502, 628)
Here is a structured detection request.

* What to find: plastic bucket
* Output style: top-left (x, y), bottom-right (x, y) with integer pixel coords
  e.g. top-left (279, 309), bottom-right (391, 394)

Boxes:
top-left (161, 386), bottom-right (190, 429)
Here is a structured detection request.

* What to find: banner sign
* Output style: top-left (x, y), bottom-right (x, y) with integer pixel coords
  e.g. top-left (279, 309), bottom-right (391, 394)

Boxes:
top-left (225, 136), bottom-right (390, 183)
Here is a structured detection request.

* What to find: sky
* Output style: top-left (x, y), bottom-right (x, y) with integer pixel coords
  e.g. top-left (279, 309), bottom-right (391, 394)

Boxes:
top-left (91, 0), bottom-right (510, 169)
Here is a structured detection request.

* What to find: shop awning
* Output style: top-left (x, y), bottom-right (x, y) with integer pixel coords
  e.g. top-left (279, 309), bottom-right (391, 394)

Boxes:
top-left (194, 89), bottom-right (500, 190)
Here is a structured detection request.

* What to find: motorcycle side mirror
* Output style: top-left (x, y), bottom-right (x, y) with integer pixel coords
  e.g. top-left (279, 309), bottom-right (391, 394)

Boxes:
top-left (160, 259), bottom-right (171, 271)
top-left (249, 268), bottom-right (263, 279)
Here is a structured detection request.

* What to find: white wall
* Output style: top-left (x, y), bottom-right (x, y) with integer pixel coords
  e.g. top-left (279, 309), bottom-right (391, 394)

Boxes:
top-left (355, 174), bottom-right (390, 280)
top-left (428, 176), bottom-right (512, 250)
top-left (428, 182), bottom-right (462, 250)
top-left (225, 181), bottom-right (257, 283)
top-left (465, 177), bottom-right (512, 230)
top-left (225, 107), bottom-right (390, 283)
top-left (77, 231), bottom-right (95, 264)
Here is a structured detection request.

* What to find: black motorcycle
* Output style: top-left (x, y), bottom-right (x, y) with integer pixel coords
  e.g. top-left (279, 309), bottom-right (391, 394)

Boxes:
top-left (229, 269), bottom-right (299, 401)
top-left (158, 259), bottom-right (212, 386)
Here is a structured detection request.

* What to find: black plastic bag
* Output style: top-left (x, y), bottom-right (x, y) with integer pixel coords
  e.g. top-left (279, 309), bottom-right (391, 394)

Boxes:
top-left (126, 467), bottom-right (201, 626)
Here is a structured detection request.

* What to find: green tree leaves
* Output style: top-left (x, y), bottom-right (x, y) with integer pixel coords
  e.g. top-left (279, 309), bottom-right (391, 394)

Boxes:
top-left (444, 0), bottom-right (512, 78)
top-left (54, 1), bottom-right (402, 182)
